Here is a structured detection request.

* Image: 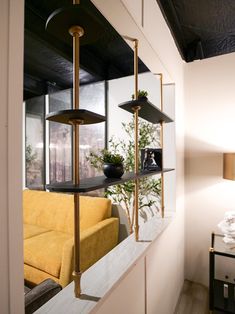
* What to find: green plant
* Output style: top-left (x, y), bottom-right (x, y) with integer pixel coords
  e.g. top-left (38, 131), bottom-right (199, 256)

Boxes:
top-left (102, 150), bottom-right (124, 164)
top-left (87, 117), bottom-right (161, 232)
top-left (131, 89), bottom-right (148, 100)
top-left (88, 150), bottom-right (124, 169)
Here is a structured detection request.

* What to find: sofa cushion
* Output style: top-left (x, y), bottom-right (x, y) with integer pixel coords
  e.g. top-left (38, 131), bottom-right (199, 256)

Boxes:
top-left (23, 190), bottom-right (111, 233)
top-left (24, 231), bottom-right (72, 278)
top-left (80, 196), bottom-right (111, 230)
top-left (24, 224), bottom-right (50, 239)
top-left (24, 264), bottom-right (59, 287)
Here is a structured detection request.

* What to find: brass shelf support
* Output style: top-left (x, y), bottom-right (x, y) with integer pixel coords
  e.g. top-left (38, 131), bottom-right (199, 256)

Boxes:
top-left (133, 38), bottom-right (139, 241)
top-left (124, 35), bottom-right (140, 241)
top-left (69, 2), bottom-right (84, 297)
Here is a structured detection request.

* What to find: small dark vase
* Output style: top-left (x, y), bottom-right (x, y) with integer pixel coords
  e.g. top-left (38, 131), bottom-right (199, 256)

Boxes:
top-left (138, 96), bottom-right (148, 101)
top-left (103, 163), bottom-right (124, 178)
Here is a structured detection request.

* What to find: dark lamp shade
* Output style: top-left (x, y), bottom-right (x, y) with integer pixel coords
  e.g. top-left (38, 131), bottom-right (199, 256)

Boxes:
top-left (223, 153), bottom-right (235, 180)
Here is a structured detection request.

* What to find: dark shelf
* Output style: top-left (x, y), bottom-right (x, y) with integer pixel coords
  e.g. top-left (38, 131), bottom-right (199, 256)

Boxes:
top-left (119, 99), bottom-right (173, 124)
top-left (213, 279), bottom-right (235, 313)
top-left (46, 5), bottom-right (103, 46)
top-left (46, 168), bottom-right (174, 193)
top-left (46, 109), bottom-right (106, 125)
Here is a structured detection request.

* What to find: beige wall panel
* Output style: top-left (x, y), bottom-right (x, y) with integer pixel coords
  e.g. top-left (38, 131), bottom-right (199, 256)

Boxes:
top-left (122, 0), bottom-right (142, 26)
top-left (94, 259), bottom-right (145, 314)
top-left (0, 0), bottom-right (24, 313)
top-left (185, 53), bottom-right (235, 286)
top-left (0, 1), bottom-right (10, 311)
top-left (146, 210), bottom-right (184, 314)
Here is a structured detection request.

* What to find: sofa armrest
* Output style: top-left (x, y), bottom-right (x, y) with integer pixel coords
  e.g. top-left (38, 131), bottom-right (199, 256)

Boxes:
top-left (59, 217), bottom-right (119, 287)
top-left (25, 278), bottom-right (62, 314)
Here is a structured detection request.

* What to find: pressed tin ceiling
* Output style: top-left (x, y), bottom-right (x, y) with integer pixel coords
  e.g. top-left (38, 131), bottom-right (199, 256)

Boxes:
top-left (24, 0), bottom-right (148, 100)
top-left (157, 0), bottom-right (235, 62)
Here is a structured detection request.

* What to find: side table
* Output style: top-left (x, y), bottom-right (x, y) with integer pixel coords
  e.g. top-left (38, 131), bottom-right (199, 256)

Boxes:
top-left (209, 233), bottom-right (235, 313)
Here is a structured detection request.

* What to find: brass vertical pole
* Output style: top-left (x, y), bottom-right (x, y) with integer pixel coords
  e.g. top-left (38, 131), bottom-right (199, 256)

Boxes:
top-left (159, 73), bottom-right (165, 218)
top-left (134, 106), bottom-right (140, 241)
top-left (69, 21), bottom-right (84, 297)
top-left (133, 39), bottom-right (140, 241)
top-left (134, 40), bottom-right (138, 100)
top-left (122, 35), bottom-right (140, 240)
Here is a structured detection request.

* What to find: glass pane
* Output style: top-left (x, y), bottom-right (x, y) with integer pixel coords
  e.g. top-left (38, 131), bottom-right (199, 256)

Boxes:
top-left (48, 82), bottom-right (106, 188)
top-left (80, 81), bottom-right (105, 180)
top-left (49, 89), bottom-right (72, 183)
top-left (25, 96), bottom-right (45, 190)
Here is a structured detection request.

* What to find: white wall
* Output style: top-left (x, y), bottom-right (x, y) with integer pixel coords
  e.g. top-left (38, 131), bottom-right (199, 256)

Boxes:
top-left (92, 0), bottom-right (185, 313)
top-left (185, 53), bottom-right (235, 286)
top-left (0, 0), bottom-right (24, 313)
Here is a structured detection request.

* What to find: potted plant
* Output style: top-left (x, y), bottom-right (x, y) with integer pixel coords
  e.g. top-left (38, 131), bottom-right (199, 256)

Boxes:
top-left (88, 149), bottom-right (124, 178)
top-left (102, 150), bottom-right (124, 178)
top-left (87, 118), bottom-right (161, 232)
top-left (131, 90), bottom-right (148, 101)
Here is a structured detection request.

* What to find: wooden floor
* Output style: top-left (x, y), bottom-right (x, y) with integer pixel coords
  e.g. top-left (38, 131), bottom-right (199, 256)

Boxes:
top-left (175, 280), bottom-right (209, 314)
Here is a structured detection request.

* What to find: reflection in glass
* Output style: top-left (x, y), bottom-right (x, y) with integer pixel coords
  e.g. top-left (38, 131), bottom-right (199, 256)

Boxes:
top-left (25, 96), bottom-right (45, 189)
top-left (49, 89), bottom-right (72, 183)
top-left (80, 81), bottom-right (105, 179)
top-left (48, 82), bottom-right (106, 185)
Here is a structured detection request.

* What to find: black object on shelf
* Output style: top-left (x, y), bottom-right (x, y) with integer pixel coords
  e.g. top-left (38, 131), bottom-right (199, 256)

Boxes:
top-left (46, 4), bottom-right (103, 46)
top-left (46, 168), bottom-right (174, 193)
top-left (103, 163), bottom-right (124, 179)
top-left (118, 99), bottom-right (173, 124)
top-left (209, 233), bottom-right (235, 314)
top-left (141, 148), bottom-right (162, 171)
top-left (46, 109), bottom-right (106, 125)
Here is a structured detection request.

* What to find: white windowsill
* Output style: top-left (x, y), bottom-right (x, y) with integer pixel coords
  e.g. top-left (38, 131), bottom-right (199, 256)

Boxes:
top-left (35, 212), bottom-right (175, 314)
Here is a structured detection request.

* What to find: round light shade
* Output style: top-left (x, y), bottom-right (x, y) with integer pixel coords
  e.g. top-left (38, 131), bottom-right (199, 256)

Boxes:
top-left (223, 153), bottom-right (235, 180)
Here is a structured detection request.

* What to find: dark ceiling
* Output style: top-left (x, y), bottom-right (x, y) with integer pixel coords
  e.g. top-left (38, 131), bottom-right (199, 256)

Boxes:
top-left (157, 0), bottom-right (235, 62)
top-left (24, 0), bottom-right (148, 100)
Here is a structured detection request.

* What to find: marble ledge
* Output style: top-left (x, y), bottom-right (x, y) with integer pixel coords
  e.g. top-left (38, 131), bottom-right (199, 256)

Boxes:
top-left (35, 212), bottom-right (175, 314)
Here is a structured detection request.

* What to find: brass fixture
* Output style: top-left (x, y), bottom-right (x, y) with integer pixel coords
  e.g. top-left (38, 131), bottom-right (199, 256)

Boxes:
top-left (70, 116), bottom-right (83, 297)
top-left (123, 36), bottom-right (140, 241)
top-left (123, 36), bottom-right (168, 239)
top-left (45, 0), bottom-right (106, 298)
top-left (69, 0), bottom-right (83, 298)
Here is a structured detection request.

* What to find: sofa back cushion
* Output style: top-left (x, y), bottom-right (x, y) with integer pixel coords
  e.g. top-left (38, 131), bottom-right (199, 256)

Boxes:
top-left (23, 190), bottom-right (111, 234)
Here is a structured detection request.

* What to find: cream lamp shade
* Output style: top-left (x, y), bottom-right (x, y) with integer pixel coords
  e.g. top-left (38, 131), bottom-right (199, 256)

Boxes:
top-left (223, 153), bottom-right (235, 180)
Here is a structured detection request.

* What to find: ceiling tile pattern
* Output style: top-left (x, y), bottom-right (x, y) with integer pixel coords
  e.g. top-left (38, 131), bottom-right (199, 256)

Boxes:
top-left (157, 0), bottom-right (235, 62)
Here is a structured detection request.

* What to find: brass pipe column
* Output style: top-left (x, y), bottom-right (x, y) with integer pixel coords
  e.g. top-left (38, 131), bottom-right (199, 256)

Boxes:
top-left (69, 21), bottom-right (84, 297)
top-left (134, 105), bottom-right (140, 241)
top-left (122, 35), bottom-right (140, 240)
top-left (133, 39), bottom-right (140, 241)
top-left (159, 73), bottom-right (165, 218)
top-left (134, 39), bottom-right (138, 100)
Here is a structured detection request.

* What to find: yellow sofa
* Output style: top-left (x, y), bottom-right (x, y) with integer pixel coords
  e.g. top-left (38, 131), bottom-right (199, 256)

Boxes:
top-left (23, 190), bottom-right (119, 288)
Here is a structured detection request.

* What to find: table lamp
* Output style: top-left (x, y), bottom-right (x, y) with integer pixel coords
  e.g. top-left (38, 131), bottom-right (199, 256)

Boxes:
top-left (223, 153), bottom-right (235, 180)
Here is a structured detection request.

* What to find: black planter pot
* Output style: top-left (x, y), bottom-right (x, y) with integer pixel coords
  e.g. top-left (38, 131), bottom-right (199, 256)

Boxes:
top-left (138, 96), bottom-right (148, 101)
top-left (103, 163), bottom-right (124, 178)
